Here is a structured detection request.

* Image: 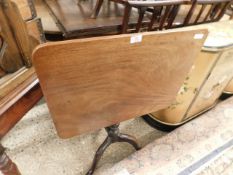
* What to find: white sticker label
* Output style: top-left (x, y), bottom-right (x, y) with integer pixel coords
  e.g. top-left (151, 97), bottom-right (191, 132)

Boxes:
top-left (194, 33), bottom-right (204, 40)
top-left (130, 35), bottom-right (142, 44)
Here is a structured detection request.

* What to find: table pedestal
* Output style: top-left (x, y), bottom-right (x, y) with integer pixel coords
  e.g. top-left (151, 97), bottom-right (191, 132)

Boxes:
top-left (86, 124), bottom-right (141, 175)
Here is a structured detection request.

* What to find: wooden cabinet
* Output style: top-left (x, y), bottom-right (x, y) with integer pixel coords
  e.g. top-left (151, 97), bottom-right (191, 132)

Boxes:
top-left (0, 0), bottom-right (45, 73)
top-left (0, 0), bottom-right (45, 137)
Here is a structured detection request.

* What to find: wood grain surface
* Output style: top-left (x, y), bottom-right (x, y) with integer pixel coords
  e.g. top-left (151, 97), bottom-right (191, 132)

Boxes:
top-left (0, 68), bottom-right (38, 115)
top-left (33, 30), bottom-right (207, 138)
top-left (12, 0), bottom-right (35, 21)
top-left (6, 1), bottom-right (34, 67)
top-left (35, 0), bottom-right (61, 34)
top-left (0, 4), bottom-right (24, 73)
top-left (0, 83), bottom-right (42, 138)
top-left (26, 18), bottom-right (45, 46)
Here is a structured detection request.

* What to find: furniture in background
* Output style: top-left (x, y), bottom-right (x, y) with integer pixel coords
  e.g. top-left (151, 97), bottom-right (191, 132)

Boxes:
top-left (126, 0), bottom-right (232, 32)
top-left (0, 0), bottom-right (45, 72)
top-left (0, 143), bottom-right (21, 174)
top-left (143, 20), bottom-right (233, 131)
top-left (34, 0), bottom-right (62, 37)
top-left (183, 0), bottom-right (232, 25)
top-left (41, 0), bottom-right (232, 38)
top-left (92, 0), bottom-right (191, 33)
top-left (0, 1), bottom-right (45, 174)
top-left (92, 0), bottom-right (232, 34)
top-left (43, 0), bottom-right (147, 38)
top-left (122, 0), bottom-right (189, 33)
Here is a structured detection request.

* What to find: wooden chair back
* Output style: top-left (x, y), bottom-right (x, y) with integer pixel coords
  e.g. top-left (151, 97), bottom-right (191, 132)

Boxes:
top-left (124, 0), bottom-right (189, 33)
top-left (33, 29), bottom-right (207, 138)
top-left (184, 0), bottom-right (232, 25)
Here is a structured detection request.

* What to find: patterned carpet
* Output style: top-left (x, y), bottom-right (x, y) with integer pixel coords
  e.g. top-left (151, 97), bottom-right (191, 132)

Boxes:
top-left (1, 97), bottom-right (233, 175)
top-left (197, 146), bottom-right (233, 175)
top-left (95, 97), bottom-right (233, 175)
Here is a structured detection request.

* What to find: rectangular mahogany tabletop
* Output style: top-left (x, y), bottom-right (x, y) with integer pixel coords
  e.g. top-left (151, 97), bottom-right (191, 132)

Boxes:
top-left (33, 29), bottom-right (207, 138)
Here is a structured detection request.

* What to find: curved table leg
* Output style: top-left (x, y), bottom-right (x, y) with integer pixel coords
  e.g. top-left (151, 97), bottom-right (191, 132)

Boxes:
top-left (86, 124), bottom-right (141, 175)
top-left (86, 137), bottom-right (112, 175)
top-left (118, 133), bottom-right (141, 150)
top-left (0, 144), bottom-right (21, 175)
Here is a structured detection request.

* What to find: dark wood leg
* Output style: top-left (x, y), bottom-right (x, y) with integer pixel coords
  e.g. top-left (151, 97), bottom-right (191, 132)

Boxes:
top-left (86, 137), bottom-right (112, 175)
top-left (118, 133), bottom-right (141, 150)
top-left (121, 4), bottom-right (132, 33)
top-left (0, 144), bottom-right (21, 175)
top-left (86, 124), bottom-right (141, 175)
top-left (136, 7), bottom-right (146, 33)
top-left (91, 0), bottom-right (104, 18)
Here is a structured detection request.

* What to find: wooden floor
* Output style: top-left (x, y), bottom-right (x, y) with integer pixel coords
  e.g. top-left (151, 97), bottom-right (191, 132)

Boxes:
top-left (44, 0), bottom-right (143, 38)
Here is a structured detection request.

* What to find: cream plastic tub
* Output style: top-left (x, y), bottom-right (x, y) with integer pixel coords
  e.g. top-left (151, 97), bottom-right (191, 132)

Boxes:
top-left (147, 20), bottom-right (233, 127)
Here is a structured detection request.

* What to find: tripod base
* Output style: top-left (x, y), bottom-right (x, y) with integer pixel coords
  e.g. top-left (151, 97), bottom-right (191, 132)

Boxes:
top-left (86, 124), bottom-right (141, 175)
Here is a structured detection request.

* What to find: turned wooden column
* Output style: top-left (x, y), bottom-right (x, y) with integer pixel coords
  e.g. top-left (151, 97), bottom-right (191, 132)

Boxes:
top-left (0, 143), bottom-right (21, 175)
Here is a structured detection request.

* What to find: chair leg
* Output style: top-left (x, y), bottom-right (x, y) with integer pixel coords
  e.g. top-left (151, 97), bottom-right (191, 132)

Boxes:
top-left (121, 4), bottom-right (132, 33)
top-left (91, 0), bottom-right (104, 18)
top-left (136, 7), bottom-right (147, 33)
top-left (86, 124), bottom-right (141, 175)
top-left (0, 144), bottom-right (21, 175)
